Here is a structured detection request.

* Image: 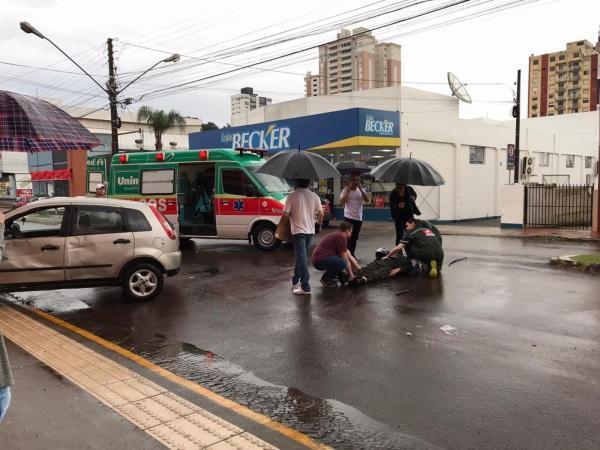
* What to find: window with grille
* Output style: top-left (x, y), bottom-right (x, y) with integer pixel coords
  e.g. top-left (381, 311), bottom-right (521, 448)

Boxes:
top-left (565, 155), bottom-right (575, 168)
top-left (539, 153), bottom-right (550, 167)
top-left (469, 146), bottom-right (485, 164)
top-left (585, 156), bottom-right (593, 169)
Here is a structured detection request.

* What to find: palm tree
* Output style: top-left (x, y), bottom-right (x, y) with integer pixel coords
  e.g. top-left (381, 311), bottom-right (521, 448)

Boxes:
top-left (137, 106), bottom-right (186, 150)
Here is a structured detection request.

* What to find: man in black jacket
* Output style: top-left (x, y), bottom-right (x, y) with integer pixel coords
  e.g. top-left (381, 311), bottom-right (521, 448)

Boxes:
top-left (389, 184), bottom-right (418, 245)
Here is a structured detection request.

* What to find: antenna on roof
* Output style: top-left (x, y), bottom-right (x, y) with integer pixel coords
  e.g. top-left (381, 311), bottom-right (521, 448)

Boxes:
top-left (447, 72), bottom-right (472, 104)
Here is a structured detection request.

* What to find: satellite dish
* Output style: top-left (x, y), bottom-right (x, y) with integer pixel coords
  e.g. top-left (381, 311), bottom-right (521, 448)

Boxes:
top-left (447, 72), bottom-right (472, 104)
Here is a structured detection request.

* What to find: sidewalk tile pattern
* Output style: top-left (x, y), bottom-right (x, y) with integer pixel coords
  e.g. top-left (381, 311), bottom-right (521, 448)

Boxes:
top-left (0, 305), bottom-right (278, 450)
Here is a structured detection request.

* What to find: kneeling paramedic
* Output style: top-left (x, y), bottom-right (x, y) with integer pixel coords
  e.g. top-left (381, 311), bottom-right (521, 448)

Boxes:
top-left (312, 221), bottom-right (361, 287)
top-left (385, 217), bottom-right (444, 278)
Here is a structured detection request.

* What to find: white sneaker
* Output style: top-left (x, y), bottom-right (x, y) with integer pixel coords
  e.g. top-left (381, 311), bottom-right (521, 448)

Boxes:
top-left (292, 287), bottom-right (311, 295)
top-left (291, 281), bottom-right (299, 291)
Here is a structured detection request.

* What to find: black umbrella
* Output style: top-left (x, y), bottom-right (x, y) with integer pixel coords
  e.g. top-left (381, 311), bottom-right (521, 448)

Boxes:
top-left (0, 90), bottom-right (101, 152)
top-left (334, 160), bottom-right (371, 175)
top-left (256, 150), bottom-right (340, 180)
top-left (370, 157), bottom-right (445, 186)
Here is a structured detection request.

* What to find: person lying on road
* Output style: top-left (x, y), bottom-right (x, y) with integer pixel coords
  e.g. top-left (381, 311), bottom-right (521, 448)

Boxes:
top-left (348, 249), bottom-right (412, 286)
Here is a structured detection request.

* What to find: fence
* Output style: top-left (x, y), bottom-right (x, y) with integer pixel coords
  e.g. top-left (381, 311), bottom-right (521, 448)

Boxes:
top-left (524, 184), bottom-right (594, 229)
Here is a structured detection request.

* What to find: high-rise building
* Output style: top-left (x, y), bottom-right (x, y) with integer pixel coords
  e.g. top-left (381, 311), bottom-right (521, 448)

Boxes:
top-left (305, 28), bottom-right (401, 97)
top-left (528, 38), bottom-right (599, 117)
top-left (231, 87), bottom-right (272, 122)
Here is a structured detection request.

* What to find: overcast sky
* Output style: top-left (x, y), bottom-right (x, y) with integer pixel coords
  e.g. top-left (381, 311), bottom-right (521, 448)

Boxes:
top-left (0, 0), bottom-right (598, 126)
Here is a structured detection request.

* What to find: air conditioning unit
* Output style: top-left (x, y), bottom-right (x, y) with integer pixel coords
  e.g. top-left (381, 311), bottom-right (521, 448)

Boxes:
top-left (521, 156), bottom-right (535, 177)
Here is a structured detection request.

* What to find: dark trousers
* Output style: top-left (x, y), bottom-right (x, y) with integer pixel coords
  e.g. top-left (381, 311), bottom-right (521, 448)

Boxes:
top-left (344, 217), bottom-right (362, 256)
top-left (394, 218), bottom-right (407, 245)
top-left (313, 256), bottom-right (346, 281)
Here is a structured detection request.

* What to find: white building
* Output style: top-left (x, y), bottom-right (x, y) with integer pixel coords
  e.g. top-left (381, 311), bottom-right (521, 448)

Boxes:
top-left (230, 87), bottom-right (272, 124)
top-left (233, 85), bottom-right (598, 222)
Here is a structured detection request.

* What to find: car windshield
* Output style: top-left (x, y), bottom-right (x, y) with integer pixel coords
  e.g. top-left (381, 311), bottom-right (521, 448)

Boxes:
top-left (247, 165), bottom-right (292, 193)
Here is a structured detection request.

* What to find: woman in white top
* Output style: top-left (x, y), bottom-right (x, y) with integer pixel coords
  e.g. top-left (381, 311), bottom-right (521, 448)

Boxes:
top-left (339, 173), bottom-right (369, 258)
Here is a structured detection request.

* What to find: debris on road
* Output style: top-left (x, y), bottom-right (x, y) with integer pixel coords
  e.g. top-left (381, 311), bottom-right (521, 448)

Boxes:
top-left (440, 325), bottom-right (457, 335)
top-left (396, 289), bottom-right (414, 296)
top-left (405, 332), bottom-right (413, 337)
top-left (448, 257), bottom-right (468, 266)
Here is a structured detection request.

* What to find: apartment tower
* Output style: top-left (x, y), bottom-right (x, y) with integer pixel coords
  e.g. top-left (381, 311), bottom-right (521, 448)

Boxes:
top-left (528, 38), bottom-right (599, 117)
top-left (231, 87), bottom-right (272, 122)
top-left (304, 28), bottom-right (401, 97)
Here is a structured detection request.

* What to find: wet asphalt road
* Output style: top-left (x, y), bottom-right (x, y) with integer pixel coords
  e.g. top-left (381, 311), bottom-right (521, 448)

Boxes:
top-left (4, 226), bottom-right (600, 449)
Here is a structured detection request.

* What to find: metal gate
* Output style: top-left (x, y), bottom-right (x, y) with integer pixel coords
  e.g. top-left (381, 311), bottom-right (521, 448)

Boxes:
top-left (524, 184), bottom-right (594, 229)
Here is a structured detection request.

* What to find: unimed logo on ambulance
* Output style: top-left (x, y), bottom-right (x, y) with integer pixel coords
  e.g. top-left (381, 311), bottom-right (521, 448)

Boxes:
top-left (220, 124), bottom-right (291, 151)
top-left (117, 175), bottom-right (139, 186)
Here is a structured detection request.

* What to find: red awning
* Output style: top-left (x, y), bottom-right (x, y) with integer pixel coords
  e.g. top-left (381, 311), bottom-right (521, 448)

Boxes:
top-left (30, 169), bottom-right (72, 181)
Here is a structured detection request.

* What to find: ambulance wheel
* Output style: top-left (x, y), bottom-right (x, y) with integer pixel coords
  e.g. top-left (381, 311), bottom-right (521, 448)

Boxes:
top-left (253, 223), bottom-right (280, 251)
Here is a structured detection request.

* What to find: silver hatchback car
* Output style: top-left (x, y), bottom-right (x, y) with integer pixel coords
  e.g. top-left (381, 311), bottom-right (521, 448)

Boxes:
top-left (0, 197), bottom-right (181, 301)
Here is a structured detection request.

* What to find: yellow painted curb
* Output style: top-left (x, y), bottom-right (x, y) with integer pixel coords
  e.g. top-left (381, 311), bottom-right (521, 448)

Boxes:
top-left (28, 306), bottom-right (331, 450)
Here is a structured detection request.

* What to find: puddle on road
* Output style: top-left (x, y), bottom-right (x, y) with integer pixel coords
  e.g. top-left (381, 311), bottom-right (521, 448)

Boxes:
top-left (130, 334), bottom-right (436, 450)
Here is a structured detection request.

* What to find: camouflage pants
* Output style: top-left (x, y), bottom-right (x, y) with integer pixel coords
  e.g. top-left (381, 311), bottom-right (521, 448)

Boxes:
top-left (355, 255), bottom-right (412, 283)
top-left (407, 245), bottom-right (444, 268)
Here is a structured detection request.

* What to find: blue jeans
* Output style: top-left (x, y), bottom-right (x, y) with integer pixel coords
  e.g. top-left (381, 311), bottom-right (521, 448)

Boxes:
top-left (313, 256), bottom-right (346, 281)
top-left (0, 386), bottom-right (11, 422)
top-left (292, 234), bottom-right (312, 292)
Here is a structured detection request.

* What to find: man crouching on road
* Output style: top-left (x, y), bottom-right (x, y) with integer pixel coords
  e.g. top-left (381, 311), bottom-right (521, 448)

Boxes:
top-left (312, 221), bottom-right (361, 287)
top-left (385, 217), bottom-right (444, 278)
top-left (0, 211), bottom-right (14, 422)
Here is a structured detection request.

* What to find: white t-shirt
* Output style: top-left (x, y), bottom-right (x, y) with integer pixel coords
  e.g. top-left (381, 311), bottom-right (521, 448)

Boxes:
top-left (284, 188), bottom-right (323, 235)
top-left (342, 187), bottom-right (364, 221)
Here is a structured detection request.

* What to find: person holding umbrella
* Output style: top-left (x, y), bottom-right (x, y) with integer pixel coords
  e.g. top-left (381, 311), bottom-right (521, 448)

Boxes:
top-left (389, 183), bottom-right (418, 245)
top-left (284, 179), bottom-right (324, 295)
top-left (257, 149), bottom-right (340, 295)
top-left (339, 173), bottom-right (369, 258)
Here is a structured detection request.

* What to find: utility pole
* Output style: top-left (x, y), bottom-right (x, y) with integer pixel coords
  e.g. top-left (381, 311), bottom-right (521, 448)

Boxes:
top-left (107, 38), bottom-right (120, 155)
top-left (513, 69), bottom-right (521, 183)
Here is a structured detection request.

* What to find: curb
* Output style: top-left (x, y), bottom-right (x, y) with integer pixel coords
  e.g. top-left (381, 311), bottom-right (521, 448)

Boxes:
top-left (549, 255), bottom-right (600, 274)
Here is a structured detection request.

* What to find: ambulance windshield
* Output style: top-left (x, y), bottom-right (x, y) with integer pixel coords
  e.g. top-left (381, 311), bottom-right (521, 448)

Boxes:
top-left (248, 165), bottom-right (292, 193)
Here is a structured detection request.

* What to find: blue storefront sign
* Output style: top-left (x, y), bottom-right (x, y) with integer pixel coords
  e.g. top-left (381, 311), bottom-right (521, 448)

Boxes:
top-left (189, 108), bottom-right (400, 153)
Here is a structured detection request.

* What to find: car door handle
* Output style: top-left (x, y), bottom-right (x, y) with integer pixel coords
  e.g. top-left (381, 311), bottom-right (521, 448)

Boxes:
top-left (113, 239), bottom-right (131, 245)
top-left (41, 245), bottom-right (60, 251)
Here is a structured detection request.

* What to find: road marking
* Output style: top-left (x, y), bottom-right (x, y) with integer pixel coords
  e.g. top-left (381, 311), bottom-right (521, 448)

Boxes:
top-left (1, 303), bottom-right (330, 450)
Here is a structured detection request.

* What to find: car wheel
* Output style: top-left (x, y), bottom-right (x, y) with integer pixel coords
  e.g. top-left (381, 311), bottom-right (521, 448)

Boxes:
top-left (252, 223), bottom-right (280, 251)
top-left (122, 263), bottom-right (164, 301)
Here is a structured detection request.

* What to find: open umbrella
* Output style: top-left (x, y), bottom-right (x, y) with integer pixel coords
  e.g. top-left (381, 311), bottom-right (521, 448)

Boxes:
top-left (256, 150), bottom-right (340, 180)
top-left (0, 90), bottom-right (101, 152)
top-left (334, 160), bottom-right (371, 175)
top-left (370, 157), bottom-right (445, 186)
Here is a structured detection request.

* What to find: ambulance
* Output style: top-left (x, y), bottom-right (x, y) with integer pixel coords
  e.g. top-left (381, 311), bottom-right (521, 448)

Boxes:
top-left (86, 148), bottom-right (291, 251)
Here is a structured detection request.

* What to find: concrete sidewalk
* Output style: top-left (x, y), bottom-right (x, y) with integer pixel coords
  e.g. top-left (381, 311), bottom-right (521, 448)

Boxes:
top-left (0, 303), bottom-right (318, 450)
top-left (359, 221), bottom-right (600, 243)
top-left (0, 341), bottom-right (166, 450)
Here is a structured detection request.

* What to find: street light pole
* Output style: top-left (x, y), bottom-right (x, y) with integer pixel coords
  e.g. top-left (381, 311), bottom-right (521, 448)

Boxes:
top-left (20, 22), bottom-right (180, 155)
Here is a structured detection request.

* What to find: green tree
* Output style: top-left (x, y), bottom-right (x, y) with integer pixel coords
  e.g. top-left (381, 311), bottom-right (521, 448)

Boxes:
top-left (201, 121), bottom-right (219, 131)
top-left (137, 106), bottom-right (186, 150)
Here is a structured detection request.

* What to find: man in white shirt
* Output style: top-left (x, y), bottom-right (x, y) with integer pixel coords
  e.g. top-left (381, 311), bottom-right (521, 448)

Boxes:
top-left (339, 173), bottom-right (369, 258)
top-left (283, 178), bottom-right (324, 295)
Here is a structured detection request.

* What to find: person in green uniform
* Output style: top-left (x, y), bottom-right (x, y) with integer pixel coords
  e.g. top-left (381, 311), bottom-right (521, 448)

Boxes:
top-left (415, 218), bottom-right (442, 245)
top-left (385, 217), bottom-right (444, 278)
